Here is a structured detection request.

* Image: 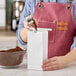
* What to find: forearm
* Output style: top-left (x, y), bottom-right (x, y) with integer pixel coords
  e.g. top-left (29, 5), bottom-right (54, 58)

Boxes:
top-left (65, 47), bottom-right (76, 63)
top-left (20, 28), bottom-right (29, 42)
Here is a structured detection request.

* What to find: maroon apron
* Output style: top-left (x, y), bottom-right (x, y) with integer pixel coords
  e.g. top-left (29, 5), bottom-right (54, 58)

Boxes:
top-left (33, 0), bottom-right (76, 58)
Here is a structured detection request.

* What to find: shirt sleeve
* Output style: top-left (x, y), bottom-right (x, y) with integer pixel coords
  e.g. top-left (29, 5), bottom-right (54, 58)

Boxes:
top-left (16, 0), bottom-right (32, 45)
top-left (70, 36), bottom-right (76, 50)
top-left (70, 1), bottom-right (76, 50)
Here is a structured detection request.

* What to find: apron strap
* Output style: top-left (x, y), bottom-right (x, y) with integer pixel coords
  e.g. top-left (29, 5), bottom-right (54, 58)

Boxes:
top-left (39, 0), bottom-right (43, 2)
top-left (39, 0), bottom-right (43, 7)
top-left (68, 0), bottom-right (74, 4)
top-left (39, 0), bottom-right (74, 4)
top-left (38, 0), bottom-right (74, 8)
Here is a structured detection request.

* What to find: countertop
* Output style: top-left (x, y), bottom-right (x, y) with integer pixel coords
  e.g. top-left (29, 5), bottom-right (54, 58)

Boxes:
top-left (0, 56), bottom-right (76, 76)
top-left (0, 37), bottom-right (76, 76)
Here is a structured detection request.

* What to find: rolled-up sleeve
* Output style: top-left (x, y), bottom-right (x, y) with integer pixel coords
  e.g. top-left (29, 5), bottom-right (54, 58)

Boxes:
top-left (70, 36), bottom-right (76, 50)
top-left (70, 1), bottom-right (76, 50)
top-left (16, 0), bottom-right (32, 45)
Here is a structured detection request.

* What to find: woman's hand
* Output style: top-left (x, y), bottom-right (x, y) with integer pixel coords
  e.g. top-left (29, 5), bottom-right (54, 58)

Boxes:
top-left (20, 28), bottom-right (31, 42)
top-left (20, 16), bottom-right (36, 42)
top-left (24, 16), bottom-right (38, 31)
top-left (20, 20), bottom-right (32, 43)
top-left (42, 47), bottom-right (76, 71)
top-left (42, 56), bottom-right (71, 71)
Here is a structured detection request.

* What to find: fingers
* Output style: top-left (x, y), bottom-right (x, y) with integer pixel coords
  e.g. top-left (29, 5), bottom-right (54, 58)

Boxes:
top-left (24, 15), bottom-right (35, 28)
top-left (43, 57), bottom-right (57, 65)
top-left (42, 56), bottom-right (68, 71)
top-left (43, 65), bottom-right (60, 71)
top-left (42, 61), bottom-right (57, 68)
top-left (42, 61), bottom-right (59, 71)
top-left (24, 19), bottom-right (36, 30)
top-left (42, 57), bottom-right (60, 71)
top-left (24, 16), bottom-right (38, 31)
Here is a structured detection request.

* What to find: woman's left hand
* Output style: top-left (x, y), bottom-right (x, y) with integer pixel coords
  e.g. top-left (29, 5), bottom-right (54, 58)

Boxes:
top-left (42, 56), bottom-right (71, 71)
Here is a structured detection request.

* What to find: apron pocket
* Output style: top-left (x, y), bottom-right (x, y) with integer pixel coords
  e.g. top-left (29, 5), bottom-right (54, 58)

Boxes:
top-left (38, 21), bottom-right (56, 43)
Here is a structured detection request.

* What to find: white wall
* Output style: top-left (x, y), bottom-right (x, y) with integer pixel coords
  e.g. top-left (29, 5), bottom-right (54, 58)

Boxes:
top-left (0, 0), bottom-right (6, 6)
top-left (0, 0), bottom-right (6, 27)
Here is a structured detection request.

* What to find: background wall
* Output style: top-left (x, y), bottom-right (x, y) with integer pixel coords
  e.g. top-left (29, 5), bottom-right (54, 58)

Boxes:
top-left (0, 0), bottom-right (25, 29)
top-left (0, 0), bottom-right (6, 27)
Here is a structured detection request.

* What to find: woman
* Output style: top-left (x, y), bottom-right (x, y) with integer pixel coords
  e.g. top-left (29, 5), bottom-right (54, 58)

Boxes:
top-left (17, 0), bottom-right (76, 71)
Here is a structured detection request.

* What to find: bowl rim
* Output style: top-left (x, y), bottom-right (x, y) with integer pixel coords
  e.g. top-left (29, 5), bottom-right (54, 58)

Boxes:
top-left (0, 50), bottom-right (26, 55)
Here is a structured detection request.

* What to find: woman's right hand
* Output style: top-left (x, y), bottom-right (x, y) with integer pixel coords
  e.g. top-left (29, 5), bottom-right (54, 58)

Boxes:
top-left (20, 15), bottom-right (37, 43)
top-left (20, 15), bottom-right (36, 43)
top-left (20, 20), bottom-right (32, 43)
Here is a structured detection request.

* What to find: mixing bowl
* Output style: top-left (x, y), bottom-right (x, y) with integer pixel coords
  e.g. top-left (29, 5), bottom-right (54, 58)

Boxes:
top-left (0, 46), bottom-right (25, 67)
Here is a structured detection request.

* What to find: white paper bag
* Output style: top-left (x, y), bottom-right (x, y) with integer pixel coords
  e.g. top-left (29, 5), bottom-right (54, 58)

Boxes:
top-left (27, 28), bottom-right (52, 70)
